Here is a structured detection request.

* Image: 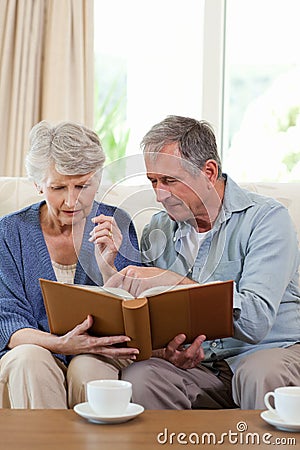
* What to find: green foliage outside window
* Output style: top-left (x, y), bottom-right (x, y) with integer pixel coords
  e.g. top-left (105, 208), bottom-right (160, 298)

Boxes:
top-left (94, 61), bottom-right (130, 182)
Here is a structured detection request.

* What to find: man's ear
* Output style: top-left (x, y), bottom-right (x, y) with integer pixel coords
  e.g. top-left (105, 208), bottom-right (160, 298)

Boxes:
top-left (202, 159), bottom-right (219, 185)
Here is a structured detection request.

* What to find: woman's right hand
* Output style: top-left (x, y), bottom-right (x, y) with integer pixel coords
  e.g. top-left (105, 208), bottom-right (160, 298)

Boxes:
top-left (57, 315), bottom-right (139, 360)
top-left (89, 214), bottom-right (122, 283)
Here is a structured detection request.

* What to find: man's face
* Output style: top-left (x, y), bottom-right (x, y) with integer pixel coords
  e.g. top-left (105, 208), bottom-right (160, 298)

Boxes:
top-left (145, 143), bottom-right (215, 225)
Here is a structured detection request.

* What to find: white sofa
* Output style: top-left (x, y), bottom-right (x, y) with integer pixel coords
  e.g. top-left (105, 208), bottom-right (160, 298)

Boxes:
top-left (0, 177), bottom-right (300, 243)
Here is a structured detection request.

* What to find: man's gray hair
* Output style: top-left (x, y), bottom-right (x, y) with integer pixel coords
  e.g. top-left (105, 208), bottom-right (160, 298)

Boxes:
top-left (25, 121), bottom-right (106, 184)
top-left (141, 115), bottom-right (222, 178)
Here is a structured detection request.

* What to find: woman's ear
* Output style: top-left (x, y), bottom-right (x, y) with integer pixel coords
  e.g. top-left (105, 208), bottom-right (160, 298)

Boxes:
top-left (34, 182), bottom-right (43, 195)
top-left (93, 172), bottom-right (102, 195)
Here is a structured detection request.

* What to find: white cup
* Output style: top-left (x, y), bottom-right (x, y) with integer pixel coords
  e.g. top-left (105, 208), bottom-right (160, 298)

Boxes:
top-left (264, 386), bottom-right (300, 424)
top-left (86, 379), bottom-right (132, 416)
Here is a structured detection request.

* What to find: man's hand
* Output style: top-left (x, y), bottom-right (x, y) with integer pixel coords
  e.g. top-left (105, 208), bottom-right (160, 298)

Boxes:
top-left (104, 265), bottom-right (195, 297)
top-left (153, 334), bottom-right (206, 369)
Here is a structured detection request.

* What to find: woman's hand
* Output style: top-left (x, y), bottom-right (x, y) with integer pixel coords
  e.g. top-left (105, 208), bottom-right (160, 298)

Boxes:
top-left (89, 214), bottom-right (122, 283)
top-left (9, 316), bottom-right (139, 360)
top-left (57, 315), bottom-right (139, 360)
top-left (153, 334), bottom-right (206, 369)
top-left (104, 265), bottom-right (195, 297)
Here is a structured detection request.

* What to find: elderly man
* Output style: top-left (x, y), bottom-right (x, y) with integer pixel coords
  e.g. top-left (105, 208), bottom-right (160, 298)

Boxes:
top-left (106, 115), bottom-right (300, 410)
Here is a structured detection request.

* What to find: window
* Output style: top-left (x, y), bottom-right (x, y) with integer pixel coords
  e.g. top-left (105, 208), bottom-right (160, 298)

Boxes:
top-left (222, 0), bottom-right (300, 182)
top-left (94, 0), bottom-right (205, 182)
top-left (94, 0), bottom-right (300, 183)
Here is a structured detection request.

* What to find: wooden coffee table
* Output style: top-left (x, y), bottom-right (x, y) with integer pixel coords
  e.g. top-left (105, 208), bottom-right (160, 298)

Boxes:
top-left (0, 408), bottom-right (298, 449)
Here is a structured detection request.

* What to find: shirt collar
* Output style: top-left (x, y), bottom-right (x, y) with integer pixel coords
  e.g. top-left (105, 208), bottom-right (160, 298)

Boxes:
top-left (172, 174), bottom-right (255, 235)
top-left (222, 174), bottom-right (255, 213)
top-left (212, 174), bottom-right (255, 230)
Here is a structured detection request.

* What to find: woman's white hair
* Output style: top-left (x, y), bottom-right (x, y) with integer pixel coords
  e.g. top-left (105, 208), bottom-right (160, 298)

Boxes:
top-left (25, 121), bottom-right (106, 184)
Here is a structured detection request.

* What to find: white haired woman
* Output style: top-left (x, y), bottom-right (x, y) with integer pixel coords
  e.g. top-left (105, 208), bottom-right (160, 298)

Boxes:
top-left (0, 121), bottom-right (140, 409)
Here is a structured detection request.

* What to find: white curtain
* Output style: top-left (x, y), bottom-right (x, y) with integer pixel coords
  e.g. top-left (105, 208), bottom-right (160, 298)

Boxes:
top-left (0, 0), bottom-right (94, 176)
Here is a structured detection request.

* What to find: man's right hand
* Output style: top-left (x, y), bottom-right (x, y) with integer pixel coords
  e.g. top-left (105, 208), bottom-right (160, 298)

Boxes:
top-left (152, 333), bottom-right (206, 369)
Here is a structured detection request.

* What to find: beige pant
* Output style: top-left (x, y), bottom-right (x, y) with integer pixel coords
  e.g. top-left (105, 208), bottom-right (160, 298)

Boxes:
top-left (232, 344), bottom-right (300, 409)
top-left (0, 344), bottom-right (131, 409)
top-left (122, 344), bottom-right (300, 410)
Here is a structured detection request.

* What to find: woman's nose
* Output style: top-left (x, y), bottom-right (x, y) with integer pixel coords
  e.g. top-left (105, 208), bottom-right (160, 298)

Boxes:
top-left (64, 189), bottom-right (77, 208)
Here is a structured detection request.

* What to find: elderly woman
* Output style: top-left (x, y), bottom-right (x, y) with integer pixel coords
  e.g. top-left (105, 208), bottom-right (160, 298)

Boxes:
top-left (0, 121), bottom-right (140, 409)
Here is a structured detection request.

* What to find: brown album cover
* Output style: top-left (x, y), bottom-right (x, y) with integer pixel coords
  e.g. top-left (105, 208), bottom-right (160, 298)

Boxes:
top-left (40, 278), bottom-right (234, 361)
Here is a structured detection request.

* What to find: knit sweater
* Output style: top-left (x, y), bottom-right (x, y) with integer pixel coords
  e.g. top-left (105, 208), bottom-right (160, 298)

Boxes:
top-left (0, 201), bottom-right (141, 365)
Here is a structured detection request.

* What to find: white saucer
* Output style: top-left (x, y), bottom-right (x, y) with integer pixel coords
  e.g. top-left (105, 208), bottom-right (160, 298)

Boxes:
top-left (261, 410), bottom-right (300, 432)
top-left (74, 402), bottom-right (144, 424)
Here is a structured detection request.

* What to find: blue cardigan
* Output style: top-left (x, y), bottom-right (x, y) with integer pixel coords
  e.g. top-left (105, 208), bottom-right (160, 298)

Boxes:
top-left (0, 201), bottom-right (141, 365)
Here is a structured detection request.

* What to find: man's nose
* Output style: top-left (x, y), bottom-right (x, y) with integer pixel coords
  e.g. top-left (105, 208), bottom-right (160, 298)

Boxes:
top-left (155, 186), bottom-right (172, 203)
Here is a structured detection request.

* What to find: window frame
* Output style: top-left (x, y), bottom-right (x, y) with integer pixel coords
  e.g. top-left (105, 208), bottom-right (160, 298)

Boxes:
top-left (201, 0), bottom-right (226, 155)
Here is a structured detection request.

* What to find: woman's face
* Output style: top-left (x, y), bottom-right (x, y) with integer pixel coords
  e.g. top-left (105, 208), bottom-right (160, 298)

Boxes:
top-left (40, 167), bottom-right (100, 227)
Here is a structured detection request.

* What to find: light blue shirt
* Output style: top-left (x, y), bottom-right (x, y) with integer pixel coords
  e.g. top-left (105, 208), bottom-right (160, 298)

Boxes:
top-left (140, 175), bottom-right (300, 371)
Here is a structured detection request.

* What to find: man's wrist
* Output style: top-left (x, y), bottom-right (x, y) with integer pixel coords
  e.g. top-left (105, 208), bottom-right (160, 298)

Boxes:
top-left (152, 348), bottom-right (166, 359)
